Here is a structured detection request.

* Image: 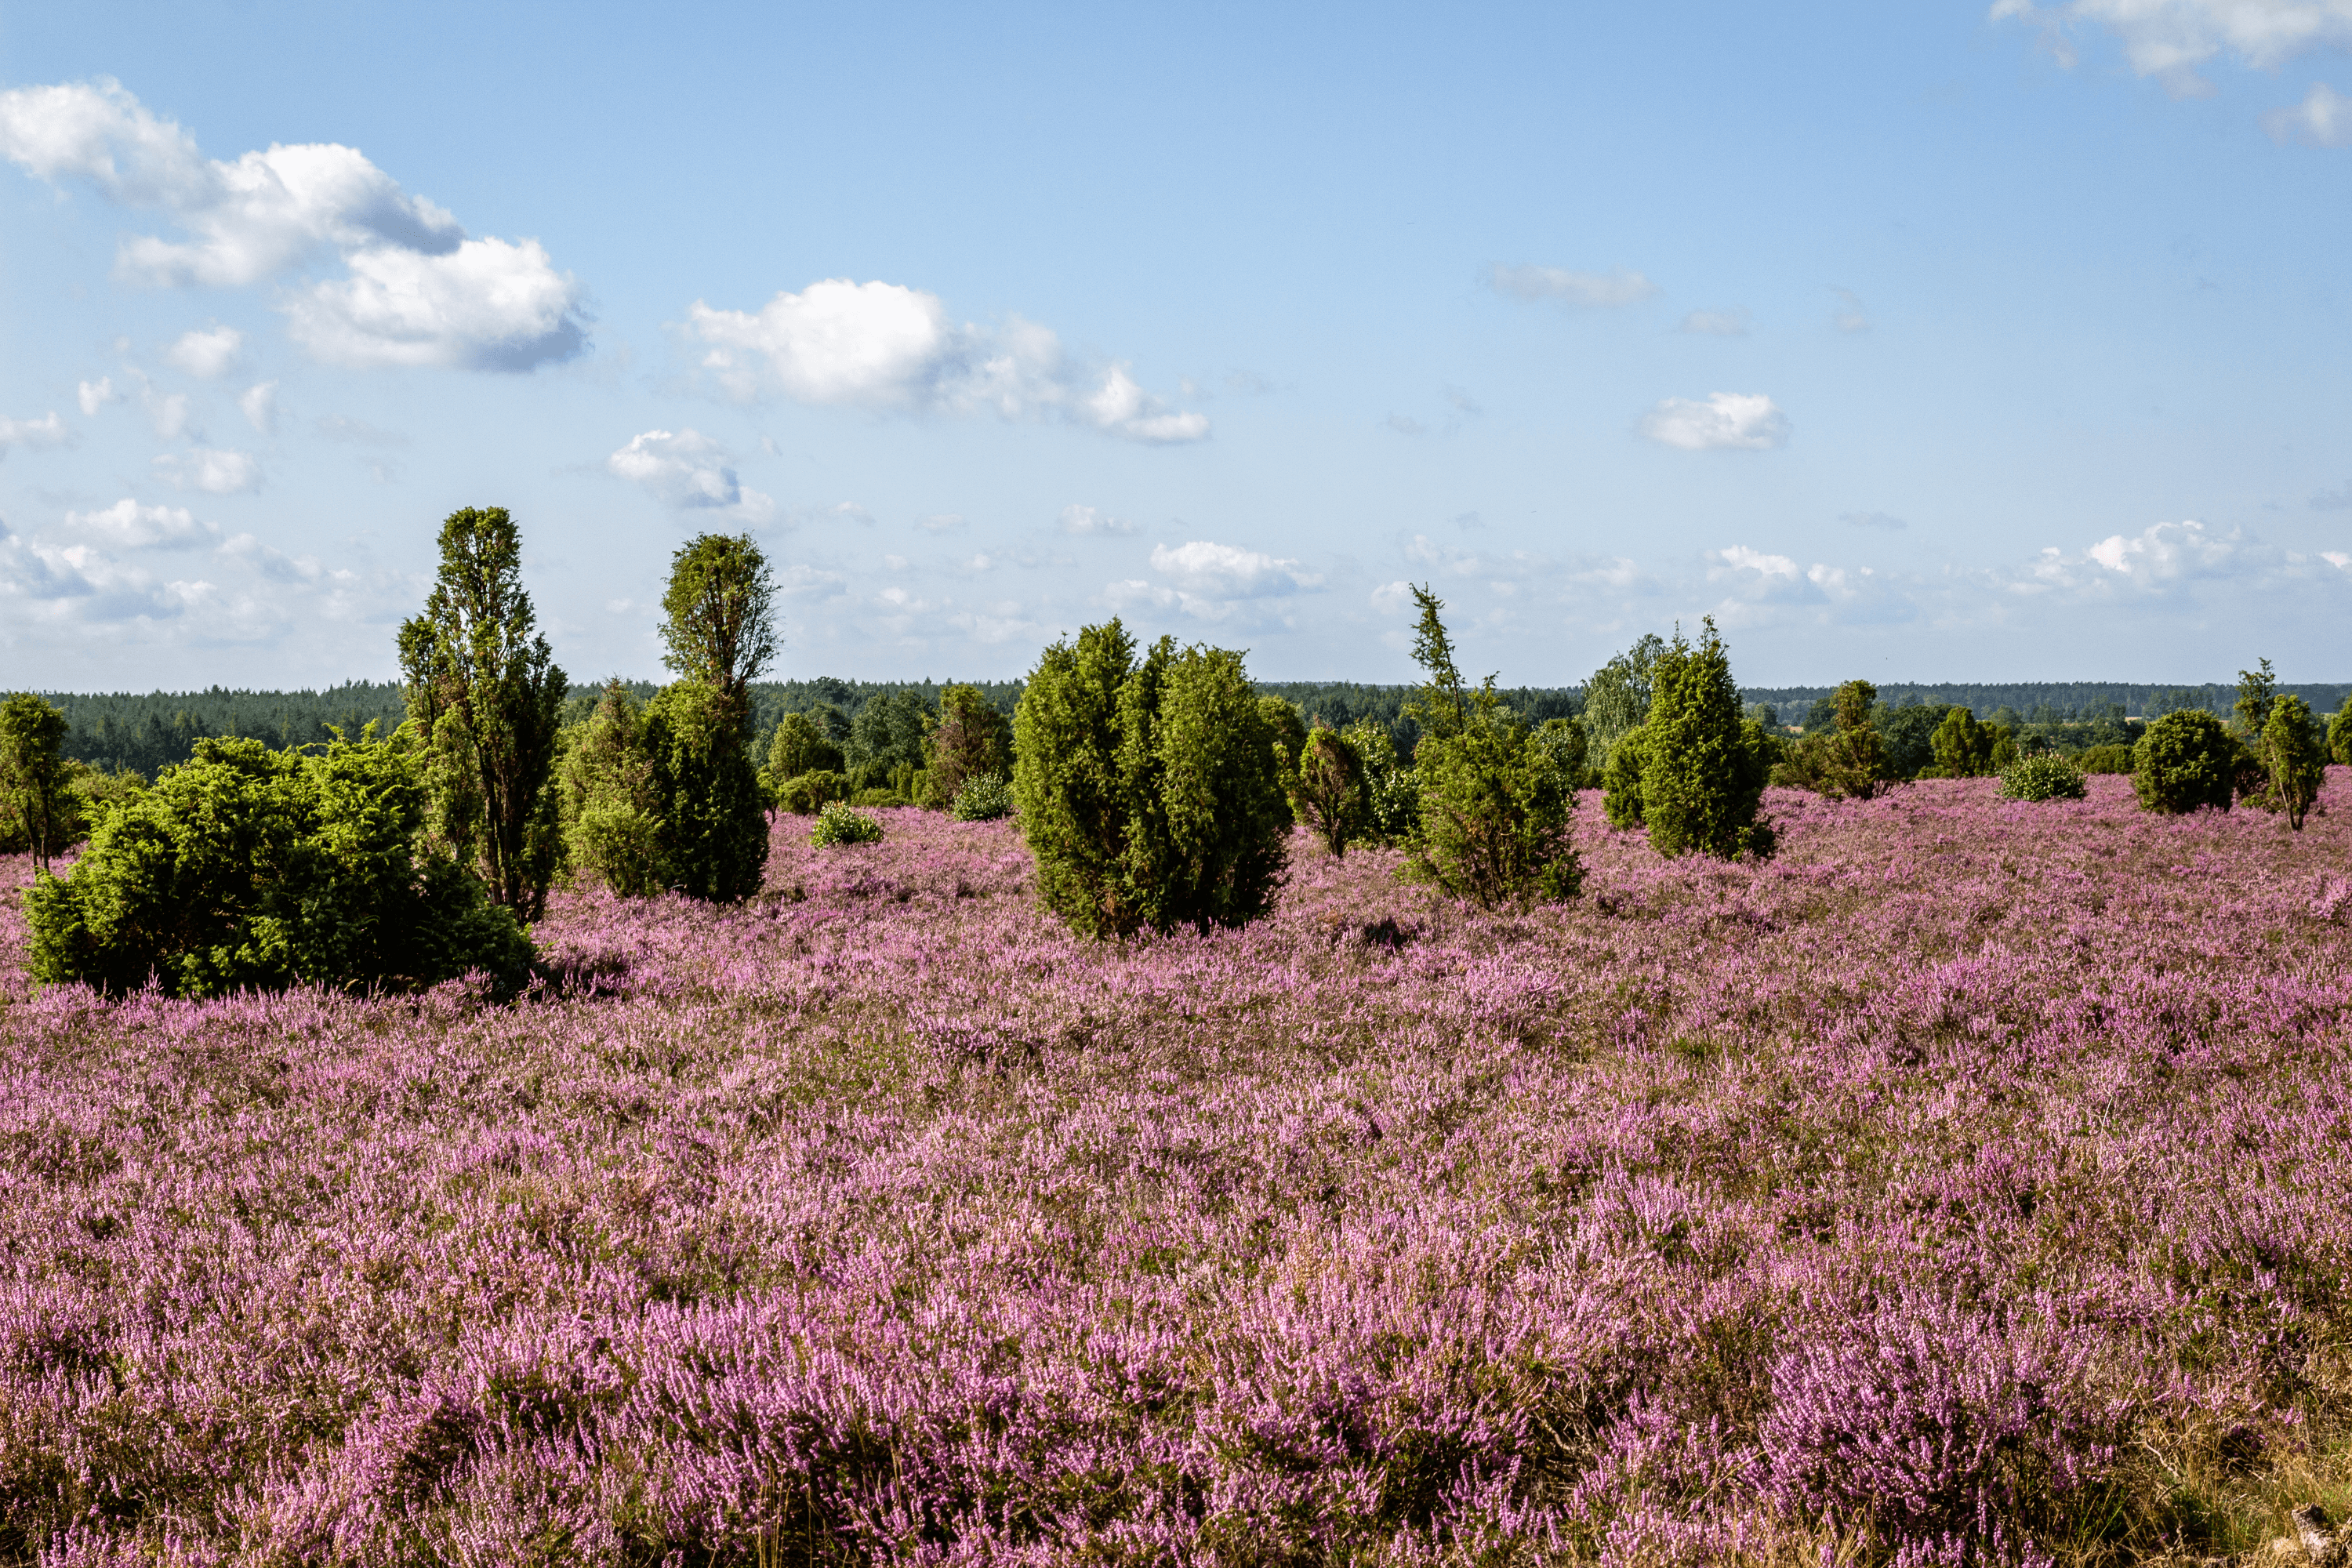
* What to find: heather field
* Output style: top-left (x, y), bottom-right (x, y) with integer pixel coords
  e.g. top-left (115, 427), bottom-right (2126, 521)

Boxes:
top-left (4, 776), bottom-right (2352, 1566)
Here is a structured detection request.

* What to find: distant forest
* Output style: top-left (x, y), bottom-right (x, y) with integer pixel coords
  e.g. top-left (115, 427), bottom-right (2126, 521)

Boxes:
top-left (34, 676), bottom-right (2350, 776)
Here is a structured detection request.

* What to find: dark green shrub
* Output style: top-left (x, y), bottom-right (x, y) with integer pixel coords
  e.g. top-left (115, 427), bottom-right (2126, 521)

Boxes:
top-left (557, 681), bottom-right (667, 897)
top-left (24, 732), bottom-right (531, 998)
top-left (1998, 753), bottom-right (2087, 802)
top-left (1290, 725), bottom-right (1364, 855)
top-left (2078, 743), bottom-right (2134, 774)
top-left (2265, 694), bottom-right (2325, 829)
top-left (1012, 619), bottom-right (1289, 938)
top-left (851, 787), bottom-right (898, 808)
top-left (2329, 699), bottom-right (2352, 766)
top-left (1602, 726), bottom-right (1649, 828)
top-left (397, 506), bottom-right (567, 920)
top-left (2133, 710), bottom-right (2236, 814)
top-left (764, 711), bottom-right (844, 784)
top-left (949, 773), bottom-right (1013, 822)
top-left (0, 693), bottom-right (75, 869)
top-left (643, 681), bottom-right (768, 902)
top-left (1396, 587), bottom-right (1581, 905)
top-left (1258, 695), bottom-right (1308, 822)
top-left (1878, 702), bottom-right (1951, 779)
top-left (924, 684), bottom-right (1012, 808)
top-left (811, 801), bottom-right (884, 846)
top-left (1930, 707), bottom-right (1999, 778)
top-left (1532, 716), bottom-right (1588, 784)
top-left (1636, 620), bottom-right (1773, 858)
top-left (779, 770), bottom-right (848, 814)
top-left (847, 690), bottom-right (932, 779)
top-left (1773, 679), bottom-right (1891, 799)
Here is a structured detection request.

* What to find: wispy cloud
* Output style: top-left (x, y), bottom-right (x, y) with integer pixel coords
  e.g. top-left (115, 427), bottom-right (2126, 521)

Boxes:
top-left (1488, 263), bottom-right (1659, 307)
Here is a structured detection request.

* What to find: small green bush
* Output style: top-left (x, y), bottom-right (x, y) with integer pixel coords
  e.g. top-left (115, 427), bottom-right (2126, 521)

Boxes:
top-left (948, 773), bottom-right (1013, 822)
top-left (924, 684), bottom-right (1011, 809)
top-left (851, 787), bottom-right (898, 808)
top-left (2328, 699), bottom-right (2352, 766)
top-left (2134, 709), bottom-right (2236, 815)
top-left (1290, 726), bottom-right (1364, 855)
top-left (1998, 753), bottom-right (2087, 802)
top-left (811, 800), bottom-right (884, 846)
top-left (1931, 706), bottom-right (1999, 778)
top-left (764, 710), bottom-right (844, 784)
top-left (779, 769), bottom-right (848, 815)
top-left (557, 681), bottom-right (668, 897)
top-left (1258, 695), bottom-right (1308, 822)
top-left (2265, 693), bottom-right (2325, 830)
top-left (1410, 717), bottom-right (1581, 905)
top-left (24, 732), bottom-right (532, 999)
top-left (1602, 726), bottom-right (1648, 828)
top-left (1341, 720), bottom-right (1419, 844)
top-left (2078, 743), bottom-right (2134, 775)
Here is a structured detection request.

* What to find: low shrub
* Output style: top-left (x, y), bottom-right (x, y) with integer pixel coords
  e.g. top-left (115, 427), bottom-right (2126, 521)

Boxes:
top-left (1342, 720), bottom-right (1418, 844)
top-left (811, 800), bottom-right (884, 846)
top-left (764, 710), bottom-right (845, 783)
top-left (2134, 710), bottom-right (2235, 815)
top-left (24, 731), bottom-right (532, 999)
top-left (851, 787), bottom-right (898, 808)
top-left (2078, 743), bottom-right (2134, 774)
top-left (949, 772), bottom-right (1013, 822)
top-left (1998, 753), bottom-right (2087, 802)
top-left (779, 770), bottom-right (848, 815)
top-left (924, 684), bottom-right (1012, 809)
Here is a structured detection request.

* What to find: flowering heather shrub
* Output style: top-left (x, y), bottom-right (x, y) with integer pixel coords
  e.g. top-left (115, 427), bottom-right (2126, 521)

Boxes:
top-left (808, 799), bottom-right (883, 844)
top-left (947, 771), bottom-right (1012, 822)
top-left (1997, 752), bottom-right (2087, 802)
top-left (0, 773), bottom-right (2350, 1563)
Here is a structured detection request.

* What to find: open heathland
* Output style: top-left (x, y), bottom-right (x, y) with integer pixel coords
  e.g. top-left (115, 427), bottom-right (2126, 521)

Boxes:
top-left (2, 775), bottom-right (2351, 1564)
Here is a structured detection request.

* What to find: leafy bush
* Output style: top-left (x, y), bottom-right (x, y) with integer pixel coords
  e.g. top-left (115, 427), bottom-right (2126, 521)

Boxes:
top-left (1774, 679), bottom-right (1893, 800)
top-left (1877, 701), bottom-right (1951, 779)
top-left (2133, 709), bottom-right (2236, 814)
top-left (643, 680), bottom-right (768, 902)
top-left (779, 770), bottom-right (848, 814)
top-left (1998, 753), bottom-right (2087, 802)
top-left (1012, 619), bottom-right (1289, 938)
top-left (2078, 743), bottom-right (2134, 774)
top-left (24, 732), bottom-right (532, 998)
top-left (2330, 699), bottom-right (2352, 766)
top-left (810, 800), bottom-right (884, 846)
top-left (764, 710), bottom-right (844, 785)
top-left (1931, 706), bottom-right (2000, 778)
top-left (1602, 726), bottom-right (1649, 828)
top-left (557, 681), bottom-right (668, 897)
top-left (2264, 693), bottom-right (2325, 830)
top-left (847, 689), bottom-right (932, 779)
top-left (1582, 634), bottom-right (1664, 778)
top-left (948, 772), bottom-right (1013, 822)
top-left (924, 684), bottom-right (1011, 809)
top-left (1290, 726), bottom-right (1364, 855)
top-left (1341, 720), bottom-right (1419, 844)
top-left (0, 693), bottom-right (75, 869)
top-left (1530, 716), bottom-right (1588, 786)
top-left (1258, 695), bottom-right (1308, 822)
top-left (851, 787), bottom-right (898, 808)
top-left (1635, 620), bottom-right (1773, 858)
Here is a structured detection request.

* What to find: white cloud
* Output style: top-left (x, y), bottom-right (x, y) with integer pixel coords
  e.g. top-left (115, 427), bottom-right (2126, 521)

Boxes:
top-left (683, 278), bottom-right (1207, 443)
top-left (0, 78), bottom-right (586, 371)
top-left (1993, 0), bottom-right (2352, 93)
top-left (77, 376), bottom-right (122, 416)
top-left (141, 381), bottom-right (192, 440)
top-left (165, 324), bottom-right (243, 378)
top-left (1123, 539), bottom-right (1323, 619)
top-left (63, 498), bottom-right (214, 549)
top-left (1831, 287), bottom-right (1871, 333)
top-left (605, 428), bottom-right (772, 520)
top-left (1489, 264), bottom-right (1659, 307)
top-left (239, 382), bottom-right (277, 434)
top-left (0, 412), bottom-right (74, 453)
top-left (2323, 550), bottom-right (2352, 569)
top-left (2265, 81), bottom-right (2352, 143)
top-left (1061, 503), bottom-right (1138, 536)
top-left (1679, 307), bottom-right (1751, 336)
top-left (916, 514), bottom-right (966, 532)
top-left (1713, 544), bottom-right (1801, 580)
top-left (2076, 517), bottom-right (2240, 586)
top-left (153, 448), bottom-right (263, 494)
top-left (1639, 391), bottom-right (1790, 451)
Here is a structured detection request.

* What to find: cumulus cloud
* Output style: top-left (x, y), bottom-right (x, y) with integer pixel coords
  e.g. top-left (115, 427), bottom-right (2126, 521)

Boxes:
top-left (605, 428), bottom-right (772, 520)
top-left (77, 376), bottom-right (122, 416)
top-left (1639, 391), bottom-right (1790, 451)
top-left (239, 382), bottom-right (277, 434)
top-left (683, 278), bottom-right (1206, 443)
top-left (1489, 264), bottom-right (1659, 307)
top-left (1109, 540), bottom-right (1322, 621)
top-left (63, 498), bottom-right (215, 549)
top-left (2266, 81), bottom-right (2352, 143)
top-left (1679, 307), bottom-right (1750, 336)
top-left (165, 324), bottom-right (243, 378)
top-left (1060, 503), bottom-right (1138, 536)
top-left (1992, 0), bottom-right (2352, 93)
top-left (2024, 517), bottom-right (2246, 591)
top-left (153, 448), bottom-right (263, 494)
top-left (0, 412), bottom-right (74, 454)
top-left (0, 78), bottom-right (587, 370)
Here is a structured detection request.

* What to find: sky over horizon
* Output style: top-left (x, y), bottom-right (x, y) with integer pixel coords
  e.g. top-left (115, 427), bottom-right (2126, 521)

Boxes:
top-left (5, 0), bottom-right (2352, 692)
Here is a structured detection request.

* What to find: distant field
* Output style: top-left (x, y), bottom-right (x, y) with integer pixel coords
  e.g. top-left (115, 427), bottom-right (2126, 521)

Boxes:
top-left (2, 779), bottom-right (2349, 1563)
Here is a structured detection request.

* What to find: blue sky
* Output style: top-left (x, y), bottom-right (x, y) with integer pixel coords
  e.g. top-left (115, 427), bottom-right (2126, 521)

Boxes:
top-left (5, 1), bottom-right (2352, 691)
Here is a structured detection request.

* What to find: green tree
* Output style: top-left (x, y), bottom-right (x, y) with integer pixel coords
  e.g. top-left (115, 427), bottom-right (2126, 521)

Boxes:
top-left (1929, 706), bottom-right (1999, 778)
top-left (2133, 709), bottom-right (2236, 814)
top-left (1581, 634), bottom-right (1665, 774)
top-left (644, 680), bottom-right (768, 902)
top-left (1775, 679), bottom-right (1891, 799)
top-left (2233, 657), bottom-right (2277, 736)
top-left (659, 532), bottom-right (779, 725)
top-left (557, 681), bottom-right (668, 897)
top-left (1290, 725), bottom-right (1364, 855)
top-left (24, 731), bottom-right (531, 998)
top-left (2329, 699), bottom-right (2352, 766)
top-left (0, 694), bottom-right (74, 871)
top-left (845, 689), bottom-right (931, 791)
top-left (924, 684), bottom-right (1012, 809)
top-left (1341, 719), bottom-right (1419, 844)
top-left (1258, 695), bottom-right (1309, 822)
top-left (1011, 619), bottom-right (1289, 938)
top-left (1635, 620), bottom-right (1774, 858)
top-left (763, 710), bottom-right (845, 784)
top-left (1532, 716), bottom-right (1589, 786)
top-left (397, 506), bottom-right (567, 920)
top-left (1399, 591), bottom-right (1581, 905)
top-left (1602, 727), bottom-right (1650, 829)
top-left (2264, 694), bottom-right (2325, 830)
